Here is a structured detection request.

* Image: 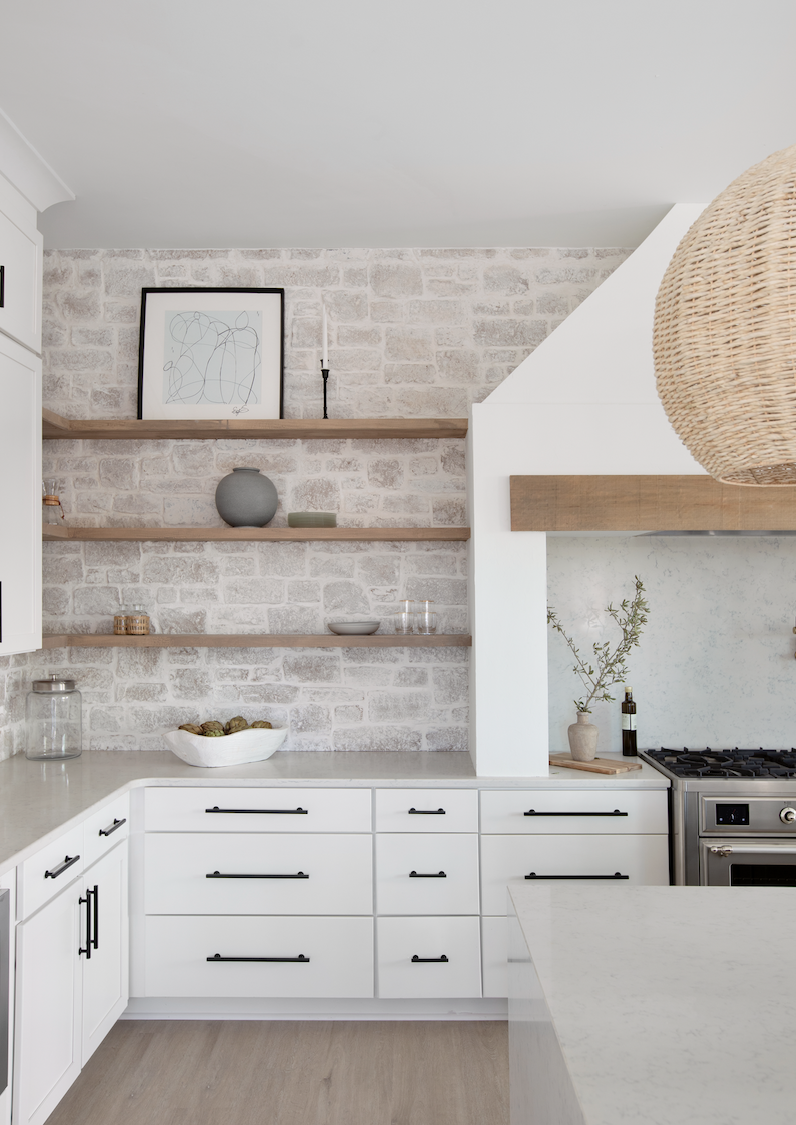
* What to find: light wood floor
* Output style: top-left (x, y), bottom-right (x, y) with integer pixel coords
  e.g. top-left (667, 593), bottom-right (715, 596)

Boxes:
top-left (46, 1020), bottom-right (509, 1125)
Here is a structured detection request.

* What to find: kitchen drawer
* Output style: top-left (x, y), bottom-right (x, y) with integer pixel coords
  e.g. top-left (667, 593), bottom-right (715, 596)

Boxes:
top-left (376, 916), bottom-right (481, 999)
top-left (145, 787), bottom-right (372, 833)
top-left (82, 793), bottom-right (130, 871)
top-left (480, 834), bottom-right (670, 915)
top-left (481, 916), bottom-right (508, 998)
top-left (143, 915), bottom-right (374, 997)
top-left (17, 824), bottom-right (84, 920)
top-left (144, 833), bottom-right (373, 915)
top-left (375, 834), bottom-right (478, 915)
top-left (374, 789), bottom-right (477, 833)
top-left (479, 789), bottom-right (668, 835)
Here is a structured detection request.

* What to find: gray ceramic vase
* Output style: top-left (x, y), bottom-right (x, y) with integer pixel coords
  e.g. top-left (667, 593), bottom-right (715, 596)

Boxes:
top-left (215, 467), bottom-right (278, 528)
top-left (567, 711), bottom-right (599, 761)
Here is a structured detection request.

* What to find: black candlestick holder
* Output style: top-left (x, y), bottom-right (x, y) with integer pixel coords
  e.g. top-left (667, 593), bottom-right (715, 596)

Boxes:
top-left (320, 361), bottom-right (330, 419)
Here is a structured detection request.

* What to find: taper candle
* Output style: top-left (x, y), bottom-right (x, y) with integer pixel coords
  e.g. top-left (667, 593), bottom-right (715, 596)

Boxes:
top-left (321, 303), bottom-right (328, 368)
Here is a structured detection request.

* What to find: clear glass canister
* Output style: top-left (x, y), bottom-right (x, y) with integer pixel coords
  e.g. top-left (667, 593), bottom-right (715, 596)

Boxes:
top-left (25, 677), bottom-right (82, 760)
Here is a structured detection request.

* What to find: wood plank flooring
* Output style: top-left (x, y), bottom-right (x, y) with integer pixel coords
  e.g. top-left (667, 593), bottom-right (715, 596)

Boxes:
top-left (46, 1020), bottom-right (509, 1125)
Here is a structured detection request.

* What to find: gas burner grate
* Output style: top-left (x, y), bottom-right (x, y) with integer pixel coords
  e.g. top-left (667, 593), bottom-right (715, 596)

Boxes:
top-left (648, 747), bottom-right (796, 779)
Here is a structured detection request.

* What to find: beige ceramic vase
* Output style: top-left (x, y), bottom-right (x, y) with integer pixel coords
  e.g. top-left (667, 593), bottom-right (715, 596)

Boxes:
top-left (567, 712), bottom-right (599, 761)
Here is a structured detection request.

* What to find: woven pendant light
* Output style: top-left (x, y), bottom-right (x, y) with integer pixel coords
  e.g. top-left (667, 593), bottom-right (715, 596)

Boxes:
top-left (654, 143), bottom-right (796, 485)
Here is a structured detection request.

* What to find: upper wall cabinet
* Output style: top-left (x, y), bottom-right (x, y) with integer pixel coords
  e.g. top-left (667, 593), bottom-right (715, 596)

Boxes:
top-left (0, 176), bottom-right (42, 356)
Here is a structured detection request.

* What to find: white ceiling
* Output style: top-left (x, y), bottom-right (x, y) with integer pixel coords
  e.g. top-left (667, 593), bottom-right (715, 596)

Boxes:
top-left (1, 0), bottom-right (795, 249)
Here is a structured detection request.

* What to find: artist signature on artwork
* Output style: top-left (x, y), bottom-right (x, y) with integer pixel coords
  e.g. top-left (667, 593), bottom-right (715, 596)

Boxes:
top-left (231, 407), bottom-right (250, 416)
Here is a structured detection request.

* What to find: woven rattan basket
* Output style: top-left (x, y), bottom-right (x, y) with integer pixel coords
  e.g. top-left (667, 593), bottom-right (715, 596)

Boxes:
top-left (654, 143), bottom-right (796, 486)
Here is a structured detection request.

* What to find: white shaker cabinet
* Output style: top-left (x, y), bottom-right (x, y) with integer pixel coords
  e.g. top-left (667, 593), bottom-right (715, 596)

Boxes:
top-left (0, 172), bottom-right (42, 657)
top-left (13, 836), bottom-right (128, 1125)
top-left (0, 177), bottom-right (41, 356)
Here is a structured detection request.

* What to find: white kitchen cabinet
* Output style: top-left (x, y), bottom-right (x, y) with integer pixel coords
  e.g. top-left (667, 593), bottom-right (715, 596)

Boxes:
top-left (144, 832), bottom-right (373, 916)
top-left (375, 833), bottom-right (479, 915)
top-left (144, 786), bottom-right (372, 833)
top-left (0, 872), bottom-right (15, 1125)
top-left (376, 916), bottom-right (481, 999)
top-left (0, 331), bottom-right (41, 655)
top-left (144, 915), bottom-right (374, 998)
top-left (13, 838), bottom-right (128, 1125)
top-left (0, 176), bottom-right (42, 356)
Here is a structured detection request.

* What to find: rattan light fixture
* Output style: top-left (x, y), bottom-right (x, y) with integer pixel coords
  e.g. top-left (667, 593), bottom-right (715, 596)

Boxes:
top-left (654, 143), bottom-right (796, 485)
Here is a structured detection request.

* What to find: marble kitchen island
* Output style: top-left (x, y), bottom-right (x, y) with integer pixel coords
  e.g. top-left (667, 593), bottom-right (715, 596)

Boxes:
top-left (508, 883), bottom-right (796, 1125)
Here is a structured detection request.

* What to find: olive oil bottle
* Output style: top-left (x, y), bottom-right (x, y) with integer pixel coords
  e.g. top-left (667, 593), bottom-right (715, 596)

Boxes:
top-left (621, 687), bottom-right (637, 756)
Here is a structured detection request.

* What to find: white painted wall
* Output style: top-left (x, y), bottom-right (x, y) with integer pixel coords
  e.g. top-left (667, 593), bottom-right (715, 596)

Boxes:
top-left (469, 205), bottom-right (707, 776)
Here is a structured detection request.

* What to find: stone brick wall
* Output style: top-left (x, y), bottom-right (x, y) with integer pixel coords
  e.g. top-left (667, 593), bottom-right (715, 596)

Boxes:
top-left (0, 246), bottom-right (631, 760)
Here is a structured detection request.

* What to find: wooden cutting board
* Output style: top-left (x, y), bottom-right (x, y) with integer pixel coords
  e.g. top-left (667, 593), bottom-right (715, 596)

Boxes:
top-left (549, 754), bottom-right (643, 775)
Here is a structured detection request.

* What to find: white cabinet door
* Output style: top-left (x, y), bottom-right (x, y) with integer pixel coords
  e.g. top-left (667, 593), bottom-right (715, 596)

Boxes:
top-left (0, 873), bottom-right (14, 1125)
top-left (375, 834), bottom-right (479, 915)
top-left (376, 916), bottom-right (481, 999)
top-left (0, 332), bottom-right (41, 655)
top-left (0, 185), bottom-right (41, 354)
top-left (81, 843), bottom-right (129, 1064)
top-left (13, 882), bottom-right (82, 1125)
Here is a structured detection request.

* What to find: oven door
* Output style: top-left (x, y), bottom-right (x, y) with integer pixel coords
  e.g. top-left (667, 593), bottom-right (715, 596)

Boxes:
top-left (701, 838), bottom-right (796, 886)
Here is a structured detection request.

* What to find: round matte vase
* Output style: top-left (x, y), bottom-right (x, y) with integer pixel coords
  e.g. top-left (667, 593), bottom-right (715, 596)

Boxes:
top-left (215, 467), bottom-right (278, 528)
top-left (567, 712), bottom-right (599, 761)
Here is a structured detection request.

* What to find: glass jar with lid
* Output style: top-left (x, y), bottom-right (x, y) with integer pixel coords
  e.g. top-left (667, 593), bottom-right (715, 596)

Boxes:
top-left (25, 676), bottom-right (82, 760)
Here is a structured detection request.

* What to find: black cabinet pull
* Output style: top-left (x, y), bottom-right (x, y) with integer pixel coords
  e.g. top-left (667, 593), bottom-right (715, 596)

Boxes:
top-left (408, 807), bottom-right (445, 814)
top-left (99, 817), bottom-right (127, 837)
top-left (78, 886), bottom-right (97, 958)
top-left (523, 809), bottom-right (628, 817)
top-left (411, 954), bottom-right (448, 963)
top-left (207, 953), bottom-right (309, 963)
top-left (45, 854), bottom-right (80, 879)
top-left (206, 871), bottom-right (308, 880)
top-left (91, 884), bottom-right (99, 950)
top-left (205, 806), bottom-right (308, 815)
top-left (0, 265), bottom-right (5, 308)
top-left (409, 870), bottom-right (446, 878)
top-left (525, 872), bottom-right (629, 880)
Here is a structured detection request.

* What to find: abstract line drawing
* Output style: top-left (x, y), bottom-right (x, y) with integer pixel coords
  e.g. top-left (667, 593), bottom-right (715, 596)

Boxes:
top-left (162, 310), bottom-right (262, 406)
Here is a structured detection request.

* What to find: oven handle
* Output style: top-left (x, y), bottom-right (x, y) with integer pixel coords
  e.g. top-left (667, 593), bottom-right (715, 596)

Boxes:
top-left (709, 844), bottom-right (796, 857)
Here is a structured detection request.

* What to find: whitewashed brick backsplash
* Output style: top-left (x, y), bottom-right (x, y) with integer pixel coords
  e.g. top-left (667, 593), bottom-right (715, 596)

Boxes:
top-left (0, 246), bottom-right (631, 760)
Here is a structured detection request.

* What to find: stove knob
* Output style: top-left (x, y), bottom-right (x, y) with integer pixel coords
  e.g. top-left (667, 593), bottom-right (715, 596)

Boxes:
top-left (780, 807), bottom-right (796, 824)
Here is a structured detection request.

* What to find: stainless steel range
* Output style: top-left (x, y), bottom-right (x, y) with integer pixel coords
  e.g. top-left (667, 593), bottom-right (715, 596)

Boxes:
top-left (638, 748), bottom-right (796, 885)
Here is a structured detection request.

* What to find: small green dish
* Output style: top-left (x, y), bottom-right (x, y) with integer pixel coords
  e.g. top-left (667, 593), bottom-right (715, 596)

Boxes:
top-left (287, 512), bottom-right (337, 528)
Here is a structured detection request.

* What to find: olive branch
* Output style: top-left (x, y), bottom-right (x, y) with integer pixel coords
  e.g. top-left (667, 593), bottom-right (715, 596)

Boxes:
top-left (547, 576), bottom-right (649, 714)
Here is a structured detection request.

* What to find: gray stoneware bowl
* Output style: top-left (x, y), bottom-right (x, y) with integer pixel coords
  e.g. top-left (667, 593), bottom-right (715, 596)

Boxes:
top-left (327, 620), bottom-right (380, 635)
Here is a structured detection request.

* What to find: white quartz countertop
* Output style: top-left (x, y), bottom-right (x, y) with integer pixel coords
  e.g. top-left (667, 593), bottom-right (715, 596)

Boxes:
top-left (0, 748), bottom-right (667, 876)
top-left (509, 884), bottom-right (796, 1125)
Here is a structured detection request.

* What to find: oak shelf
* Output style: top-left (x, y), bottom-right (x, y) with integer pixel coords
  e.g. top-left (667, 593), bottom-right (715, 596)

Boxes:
top-left (43, 526), bottom-right (470, 543)
top-left (40, 633), bottom-right (472, 650)
top-left (42, 409), bottom-right (468, 441)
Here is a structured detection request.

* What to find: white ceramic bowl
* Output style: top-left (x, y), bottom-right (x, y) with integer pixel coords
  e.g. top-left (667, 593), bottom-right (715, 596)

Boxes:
top-left (327, 620), bottom-right (380, 635)
top-left (163, 725), bottom-right (288, 767)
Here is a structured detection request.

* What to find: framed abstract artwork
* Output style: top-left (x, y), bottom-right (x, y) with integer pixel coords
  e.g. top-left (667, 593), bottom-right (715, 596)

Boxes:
top-left (137, 287), bottom-right (285, 420)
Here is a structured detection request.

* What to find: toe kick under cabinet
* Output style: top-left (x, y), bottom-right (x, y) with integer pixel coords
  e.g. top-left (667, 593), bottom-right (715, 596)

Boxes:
top-left (135, 783), bottom-right (669, 1004)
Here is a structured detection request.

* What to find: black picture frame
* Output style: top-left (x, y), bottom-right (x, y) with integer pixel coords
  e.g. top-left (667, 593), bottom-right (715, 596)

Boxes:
top-left (137, 287), bottom-right (285, 420)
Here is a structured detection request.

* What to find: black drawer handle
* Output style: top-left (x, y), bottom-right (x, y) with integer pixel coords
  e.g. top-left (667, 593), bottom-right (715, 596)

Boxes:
top-left (0, 265), bottom-right (4, 309)
top-left (525, 872), bottom-right (629, 880)
top-left (206, 871), bottom-right (309, 880)
top-left (205, 806), bottom-right (308, 815)
top-left (408, 807), bottom-right (445, 814)
top-left (207, 953), bottom-right (309, 963)
top-left (409, 870), bottom-right (446, 878)
top-left (524, 809), bottom-right (628, 817)
top-left (411, 954), bottom-right (448, 963)
top-left (45, 854), bottom-right (80, 879)
top-left (99, 817), bottom-right (127, 837)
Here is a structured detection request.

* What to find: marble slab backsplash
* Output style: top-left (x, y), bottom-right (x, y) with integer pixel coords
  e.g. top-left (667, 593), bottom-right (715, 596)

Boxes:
top-left (547, 535), bottom-right (796, 754)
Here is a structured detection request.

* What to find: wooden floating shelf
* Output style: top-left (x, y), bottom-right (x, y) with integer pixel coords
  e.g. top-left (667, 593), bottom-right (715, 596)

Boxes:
top-left (510, 474), bottom-right (796, 532)
top-left (43, 526), bottom-right (470, 543)
top-left (42, 409), bottom-right (468, 442)
top-left (40, 634), bottom-right (472, 650)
